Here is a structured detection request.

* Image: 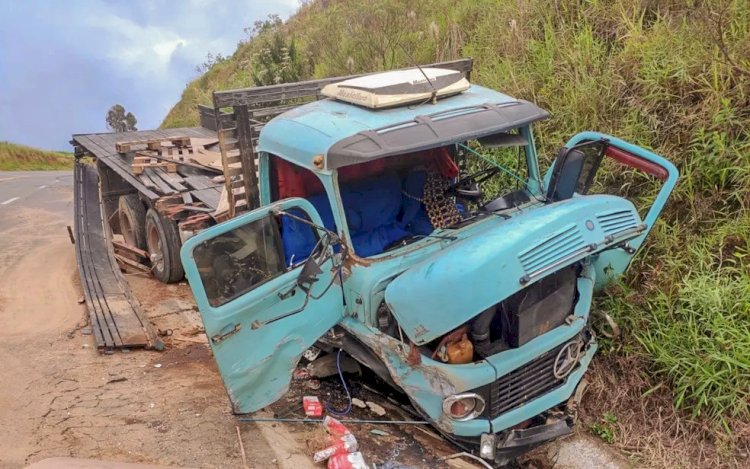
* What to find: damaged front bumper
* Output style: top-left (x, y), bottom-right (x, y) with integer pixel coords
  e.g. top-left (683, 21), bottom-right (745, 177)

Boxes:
top-left (480, 418), bottom-right (573, 465)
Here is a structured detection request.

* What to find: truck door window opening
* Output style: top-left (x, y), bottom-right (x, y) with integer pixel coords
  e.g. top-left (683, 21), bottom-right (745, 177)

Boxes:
top-left (193, 213), bottom-right (319, 307)
top-left (269, 155), bottom-right (339, 266)
top-left (456, 139), bottom-right (535, 209)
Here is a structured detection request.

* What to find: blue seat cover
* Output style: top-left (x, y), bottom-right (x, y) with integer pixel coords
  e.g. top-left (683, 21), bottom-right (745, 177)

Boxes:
top-left (281, 172), bottom-right (439, 263)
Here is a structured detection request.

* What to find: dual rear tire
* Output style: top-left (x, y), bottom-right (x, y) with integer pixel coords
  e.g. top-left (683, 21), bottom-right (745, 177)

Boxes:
top-left (118, 195), bottom-right (183, 283)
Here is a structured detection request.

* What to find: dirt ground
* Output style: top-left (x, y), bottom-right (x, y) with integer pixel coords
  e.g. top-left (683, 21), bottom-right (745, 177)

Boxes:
top-left (0, 181), bottom-right (317, 469)
top-left (0, 173), bottom-right (629, 469)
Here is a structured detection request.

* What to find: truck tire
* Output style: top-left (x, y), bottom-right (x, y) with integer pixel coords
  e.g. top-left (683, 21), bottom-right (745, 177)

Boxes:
top-left (145, 208), bottom-right (184, 283)
top-left (118, 194), bottom-right (147, 249)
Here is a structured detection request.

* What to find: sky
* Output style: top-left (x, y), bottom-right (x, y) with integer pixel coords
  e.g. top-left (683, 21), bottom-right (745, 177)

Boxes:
top-left (0, 0), bottom-right (298, 151)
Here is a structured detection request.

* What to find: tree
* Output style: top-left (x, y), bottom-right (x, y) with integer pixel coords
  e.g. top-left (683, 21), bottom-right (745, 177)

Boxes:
top-left (195, 51), bottom-right (228, 75)
top-left (246, 14), bottom-right (304, 86)
top-left (106, 104), bottom-right (138, 133)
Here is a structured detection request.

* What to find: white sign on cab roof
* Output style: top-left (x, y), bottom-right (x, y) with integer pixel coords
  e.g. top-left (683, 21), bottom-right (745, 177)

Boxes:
top-left (321, 67), bottom-right (470, 109)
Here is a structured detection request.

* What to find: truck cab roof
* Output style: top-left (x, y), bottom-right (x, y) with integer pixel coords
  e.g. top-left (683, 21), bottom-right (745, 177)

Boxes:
top-left (257, 84), bottom-right (549, 171)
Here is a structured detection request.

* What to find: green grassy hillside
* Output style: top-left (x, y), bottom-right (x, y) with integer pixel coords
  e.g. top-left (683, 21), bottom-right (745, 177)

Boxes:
top-left (0, 141), bottom-right (73, 170)
top-left (163, 0), bottom-right (749, 465)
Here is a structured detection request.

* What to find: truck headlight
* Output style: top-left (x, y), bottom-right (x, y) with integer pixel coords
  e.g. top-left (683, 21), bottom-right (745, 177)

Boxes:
top-left (442, 393), bottom-right (485, 421)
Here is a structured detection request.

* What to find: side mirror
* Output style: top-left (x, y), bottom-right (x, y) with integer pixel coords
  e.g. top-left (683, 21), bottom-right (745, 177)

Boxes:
top-left (298, 253), bottom-right (324, 286)
top-left (296, 232), bottom-right (332, 286)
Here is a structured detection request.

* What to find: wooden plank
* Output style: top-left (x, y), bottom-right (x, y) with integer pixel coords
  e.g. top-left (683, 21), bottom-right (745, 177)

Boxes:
top-left (74, 162), bottom-right (159, 351)
top-left (198, 105), bottom-right (235, 131)
top-left (236, 105), bottom-right (260, 211)
top-left (183, 175), bottom-right (216, 191)
top-left (132, 154), bottom-right (177, 174)
top-left (213, 58), bottom-right (474, 107)
top-left (190, 187), bottom-right (221, 210)
top-left (93, 134), bottom-right (119, 154)
top-left (112, 240), bottom-right (148, 259)
top-left (72, 127), bottom-right (219, 204)
top-left (107, 156), bottom-right (160, 200)
top-left (138, 172), bottom-right (160, 193)
top-left (144, 168), bottom-right (176, 194)
top-left (250, 103), bottom-right (305, 120)
top-left (114, 253), bottom-right (151, 273)
top-left (73, 135), bottom-right (109, 158)
top-left (74, 136), bottom-right (161, 201)
top-left (144, 151), bottom-right (221, 174)
top-left (156, 169), bottom-right (188, 192)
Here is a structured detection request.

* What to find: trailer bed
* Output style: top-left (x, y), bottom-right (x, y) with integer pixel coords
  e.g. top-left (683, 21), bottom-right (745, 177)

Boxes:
top-left (74, 161), bottom-right (163, 351)
top-left (72, 127), bottom-right (224, 211)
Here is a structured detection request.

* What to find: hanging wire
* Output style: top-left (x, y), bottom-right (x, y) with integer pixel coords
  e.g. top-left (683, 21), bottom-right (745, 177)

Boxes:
top-left (324, 349), bottom-right (353, 416)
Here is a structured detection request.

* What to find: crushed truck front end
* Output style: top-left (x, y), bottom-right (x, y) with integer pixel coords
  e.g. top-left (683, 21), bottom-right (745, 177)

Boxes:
top-left (334, 194), bottom-right (640, 464)
top-left (180, 65), bottom-right (678, 466)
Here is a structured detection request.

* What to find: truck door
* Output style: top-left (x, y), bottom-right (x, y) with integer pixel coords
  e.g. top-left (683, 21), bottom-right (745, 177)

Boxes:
top-left (545, 132), bottom-right (678, 289)
top-left (180, 198), bottom-right (344, 413)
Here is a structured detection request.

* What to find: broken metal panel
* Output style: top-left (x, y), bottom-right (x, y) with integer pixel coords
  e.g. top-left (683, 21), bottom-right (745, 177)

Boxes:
top-left (383, 195), bottom-right (641, 346)
top-left (338, 317), bottom-right (493, 437)
top-left (74, 160), bottom-right (163, 351)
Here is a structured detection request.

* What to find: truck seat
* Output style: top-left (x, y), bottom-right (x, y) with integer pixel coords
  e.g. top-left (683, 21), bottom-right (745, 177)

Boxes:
top-left (280, 170), bottom-right (450, 263)
top-left (279, 192), bottom-right (337, 266)
top-left (340, 173), bottom-right (410, 257)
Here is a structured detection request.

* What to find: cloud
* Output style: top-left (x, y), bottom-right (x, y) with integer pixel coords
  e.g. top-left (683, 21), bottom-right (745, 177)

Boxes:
top-left (0, 0), bottom-right (297, 150)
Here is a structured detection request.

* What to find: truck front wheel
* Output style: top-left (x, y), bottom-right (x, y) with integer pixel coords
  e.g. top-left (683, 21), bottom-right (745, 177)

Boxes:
top-left (145, 209), bottom-right (184, 283)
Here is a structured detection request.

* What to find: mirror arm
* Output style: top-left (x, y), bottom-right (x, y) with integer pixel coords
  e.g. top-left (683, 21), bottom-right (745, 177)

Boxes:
top-left (271, 208), bottom-right (342, 244)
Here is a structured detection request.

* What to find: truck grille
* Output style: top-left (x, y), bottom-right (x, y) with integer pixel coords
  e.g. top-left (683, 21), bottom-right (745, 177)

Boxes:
top-left (485, 342), bottom-right (569, 419)
top-left (518, 224), bottom-right (585, 274)
top-left (596, 209), bottom-right (637, 235)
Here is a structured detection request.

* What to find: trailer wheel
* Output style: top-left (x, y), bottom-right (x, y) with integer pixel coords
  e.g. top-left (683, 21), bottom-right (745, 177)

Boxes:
top-left (118, 194), bottom-right (147, 249)
top-left (145, 209), bottom-right (184, 283)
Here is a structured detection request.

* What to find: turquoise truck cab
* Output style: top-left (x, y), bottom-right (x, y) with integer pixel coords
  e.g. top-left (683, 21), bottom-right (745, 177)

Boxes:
top-left (180, 68), bottom-right (677, 465)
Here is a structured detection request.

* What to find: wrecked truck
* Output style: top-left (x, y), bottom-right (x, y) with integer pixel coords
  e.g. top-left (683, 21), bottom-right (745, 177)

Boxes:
top-left (179, 65), bottom-right (678, 464)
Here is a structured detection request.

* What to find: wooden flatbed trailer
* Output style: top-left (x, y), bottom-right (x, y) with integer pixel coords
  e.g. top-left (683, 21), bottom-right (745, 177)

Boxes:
top-left (70, 58), bottom-right (473, 351)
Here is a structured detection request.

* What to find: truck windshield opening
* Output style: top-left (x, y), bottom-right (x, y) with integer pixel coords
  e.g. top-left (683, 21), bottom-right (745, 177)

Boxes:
top-left (332, 137), bottom-right (534, 257)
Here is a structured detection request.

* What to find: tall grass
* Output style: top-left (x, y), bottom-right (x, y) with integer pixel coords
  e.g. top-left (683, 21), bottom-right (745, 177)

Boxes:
top-left (161, 0), bottom-right (750, 433)
top-left (0, 141), bottom-right (73, 171)
top-left (598, 214), bottom-right (750, 428)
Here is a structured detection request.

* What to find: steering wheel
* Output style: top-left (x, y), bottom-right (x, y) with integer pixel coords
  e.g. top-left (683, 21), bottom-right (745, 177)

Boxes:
top-left (445, 167), bottom-right (500, 196)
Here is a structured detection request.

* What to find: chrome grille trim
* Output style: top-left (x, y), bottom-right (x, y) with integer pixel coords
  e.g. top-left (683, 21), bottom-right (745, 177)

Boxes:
top-left (596, 209), bottom-right (638, 235)
top-left (518, 224), bottom-right (585, 274)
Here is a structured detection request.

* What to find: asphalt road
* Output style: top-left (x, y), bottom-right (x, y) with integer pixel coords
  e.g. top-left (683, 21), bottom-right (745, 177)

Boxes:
top-left (0, 169), bottom-right (82, 467)
top-left (0, 171), bottom-right (73, 224)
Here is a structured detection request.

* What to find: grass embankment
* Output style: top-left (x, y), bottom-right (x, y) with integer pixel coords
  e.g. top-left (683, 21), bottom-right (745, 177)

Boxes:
top-left (163, 0), bottom-right (750, 465)
top-left (0, 141), bottom-right (73, 170)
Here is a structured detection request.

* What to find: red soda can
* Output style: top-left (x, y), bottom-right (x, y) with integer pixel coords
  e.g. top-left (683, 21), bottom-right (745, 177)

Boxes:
top-left (327, 451), bottom-right (368, 469)
top-left (303, 396), bottom-right (323, 417)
